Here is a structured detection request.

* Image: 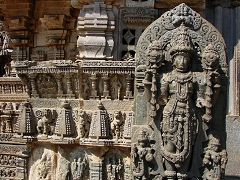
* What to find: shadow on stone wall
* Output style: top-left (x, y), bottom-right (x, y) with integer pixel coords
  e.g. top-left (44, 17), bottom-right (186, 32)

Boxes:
top-left (225, 176), bottom-right (240, 180)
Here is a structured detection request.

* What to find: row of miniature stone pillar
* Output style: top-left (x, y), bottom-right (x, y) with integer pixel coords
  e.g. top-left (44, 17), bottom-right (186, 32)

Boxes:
top-left (27, 73), bottom-right (134, 99)
top-left (28, 73), bottom-right (75, 98)
top-left (84, 73), bottom-right (134, 100)
top-left (0, 83), bottom-right (27, 94)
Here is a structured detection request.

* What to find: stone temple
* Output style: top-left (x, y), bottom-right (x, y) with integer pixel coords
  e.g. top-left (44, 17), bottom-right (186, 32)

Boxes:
top-left (0, 0), bottom-right (239, 179)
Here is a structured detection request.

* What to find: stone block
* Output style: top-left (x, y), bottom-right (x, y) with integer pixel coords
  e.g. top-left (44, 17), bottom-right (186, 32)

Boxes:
top-left (225, 115), bottom-right (240, 177)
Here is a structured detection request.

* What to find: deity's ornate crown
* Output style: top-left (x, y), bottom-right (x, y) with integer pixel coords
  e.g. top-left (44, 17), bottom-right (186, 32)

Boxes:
top-left (202, 44), bottom-right (219, 59)
top-left (169, 23), bottom-right (194, 56)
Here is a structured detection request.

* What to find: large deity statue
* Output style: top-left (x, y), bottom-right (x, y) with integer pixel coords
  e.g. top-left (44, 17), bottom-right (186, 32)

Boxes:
top-left (133, 3), bottom-right (228, 180)
top-left (156, 24), bottom-right (199, 179)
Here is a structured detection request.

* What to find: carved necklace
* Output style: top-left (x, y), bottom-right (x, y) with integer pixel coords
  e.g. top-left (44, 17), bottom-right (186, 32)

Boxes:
top-left (173, 71), bottom-right (192, 83)
top-left (176, 83), bottom-right (188, 101)
top-left (173, 71), bottom-right (192, 101)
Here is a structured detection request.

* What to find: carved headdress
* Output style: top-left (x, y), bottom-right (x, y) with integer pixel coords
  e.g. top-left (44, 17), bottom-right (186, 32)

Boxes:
top-left (169, 23), bottom-right (194, 57)
top-left (202, 44), bottom-right (219, 70)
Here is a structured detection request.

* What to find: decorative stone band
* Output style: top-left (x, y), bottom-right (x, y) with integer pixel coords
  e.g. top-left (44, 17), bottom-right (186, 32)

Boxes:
top-left (0, 144), bottom-right (29, 156)
top-left (15, 60), bottom-right (135, 74)
top-left (81, 60), bottom-right (135, 74)
top-left (0, 77), bottom-right (28, 101)
top-left (16, 67), bottom-right (78, 74)
top-left (122, 7), bottom-right (158, 25)
top-left (15, 60), bottom-right (78, 74)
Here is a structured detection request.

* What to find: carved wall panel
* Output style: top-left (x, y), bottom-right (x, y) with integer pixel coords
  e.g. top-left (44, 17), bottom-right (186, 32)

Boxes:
top-left (0, 1), bottom-right (237, 179)
top-left (133, 3), bottom-right (228, 179)
top-left (0, 144), bottom-right (29, 180)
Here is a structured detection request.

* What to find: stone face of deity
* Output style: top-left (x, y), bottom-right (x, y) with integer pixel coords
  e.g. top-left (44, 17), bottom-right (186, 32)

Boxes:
top-left (173, 52), bottom-right (191, 72)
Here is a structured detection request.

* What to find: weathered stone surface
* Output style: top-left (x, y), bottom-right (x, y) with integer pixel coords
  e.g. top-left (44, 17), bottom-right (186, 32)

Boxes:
top-left (0, 0), bottom-right (239, 179)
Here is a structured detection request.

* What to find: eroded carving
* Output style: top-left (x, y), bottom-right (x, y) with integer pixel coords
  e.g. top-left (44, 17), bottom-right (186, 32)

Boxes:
top-left (37, 109), bottom-right (56, 136)
top-left (30, 149), bottom-right (54, 180)
top-left (77, 110), bottom-right (91, 139)
top-left (132, 130), bottom-right (155, 179)
top-left (203, 134), bottom-right (228, 180)
top-left (110, 111), bottom-right (125, 139)
top-left (71, 156), bottom-right (88, 180)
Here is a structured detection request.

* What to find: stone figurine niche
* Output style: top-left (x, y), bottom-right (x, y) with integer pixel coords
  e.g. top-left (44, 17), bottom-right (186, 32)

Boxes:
top-left (133, 3), bottom-right (228, 180)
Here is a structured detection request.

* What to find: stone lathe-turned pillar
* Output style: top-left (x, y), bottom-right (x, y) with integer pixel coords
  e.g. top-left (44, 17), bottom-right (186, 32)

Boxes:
top-left (132, 3), bottom-right (228, 179)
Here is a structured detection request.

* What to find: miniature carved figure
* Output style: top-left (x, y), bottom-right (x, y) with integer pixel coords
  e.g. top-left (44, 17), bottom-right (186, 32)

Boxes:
top-left (71, 156), bottom-right (87, 180)
top-left (77, 110), bottom-right (91, 138)
top-left (0, 21), bottom-right (12, 56)
top-left (0, 120), bottom-right (6, 133)
top-left (203, 135), bottom-right (227, 180)
top-left (110, 111), bottom-right (125, 139)
top-left (82, 76), bottom-right (91, 99)
top-left (0, 20), bottom-right (12, 77)
top-left (198, 44), bottom-right (221, 123)
top-left (37, 109), bottom-right (54, 135)
top-left (106, 157), bottom-right (123, 180)
top-left (35, 153), bottom-right (52, 180)
top-left (36, 74), bottom-right (58, 98)
top-left (111, 76), bottom-right (122, 100)
top-left (132, 130), bottom-right (155, 180)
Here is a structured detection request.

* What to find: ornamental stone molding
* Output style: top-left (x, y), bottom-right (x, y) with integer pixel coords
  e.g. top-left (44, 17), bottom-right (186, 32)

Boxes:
top-left (77, 0), bottom-right (115, 60)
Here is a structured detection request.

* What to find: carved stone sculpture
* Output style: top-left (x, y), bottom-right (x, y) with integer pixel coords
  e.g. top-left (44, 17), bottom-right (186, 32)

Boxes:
top-left (54, 101), bottom-right (74, 137)
top-left (0, 1), bottom-right (232, 180)
top-left (71, 156), bottom-right (88, 180)
top-left (77, 110), bottom-right (91, 139)
top-left (132, 130), bottom-right (155, 179)
top-left (77, 0), bottom-right (115, 60)
top-left (203, 134), bottom-right (228, 180)
top-left (106, 157), bottom-right (123, 180)
top-left (37, 109), bottom-right (55, 135)
top-left (88, 101), bottom-right (110, 139)
top-left (134, 3), bottom-right (228, 179)
top-left (0, 21), bottom-right (12, 56)
top-left (18, 101), bottom-right (36, 136)
top-left (0, 20), bottom-right (12, 77)
top-left (110, 111), bottom-right (125, 139)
